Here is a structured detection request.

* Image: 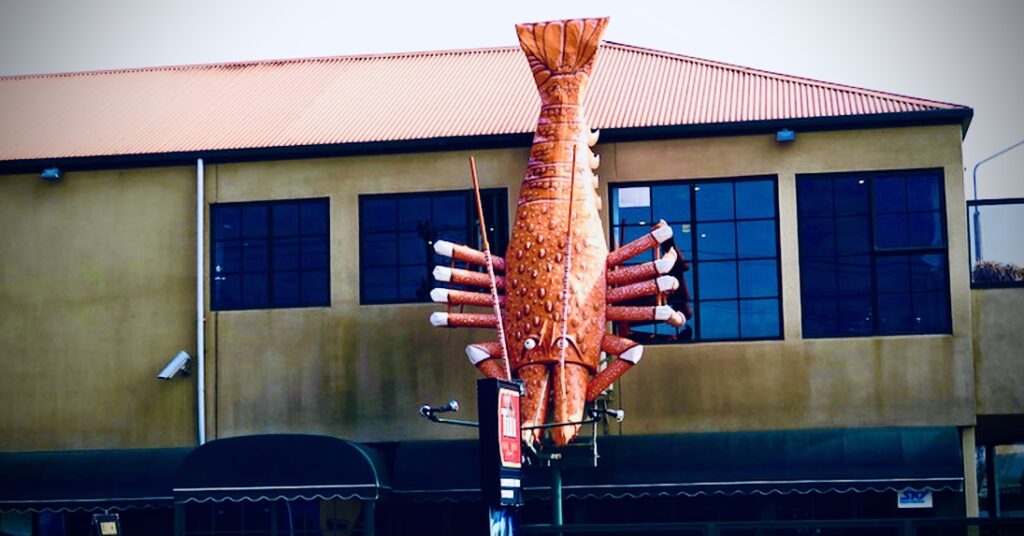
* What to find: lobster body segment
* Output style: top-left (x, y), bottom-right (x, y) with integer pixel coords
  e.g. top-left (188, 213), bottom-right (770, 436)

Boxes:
top-left (428, 18), bottom-right (689, 447)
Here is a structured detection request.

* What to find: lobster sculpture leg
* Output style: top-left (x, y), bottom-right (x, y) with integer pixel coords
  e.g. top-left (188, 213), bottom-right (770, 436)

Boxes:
top-left (428, 17), bottom-right (688, 447)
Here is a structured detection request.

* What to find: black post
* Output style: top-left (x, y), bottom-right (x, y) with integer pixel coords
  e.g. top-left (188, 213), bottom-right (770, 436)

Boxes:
top-left (365, 499), bottom-right (376, 536)
top-left (985, 444), bottom-right (1000, 517)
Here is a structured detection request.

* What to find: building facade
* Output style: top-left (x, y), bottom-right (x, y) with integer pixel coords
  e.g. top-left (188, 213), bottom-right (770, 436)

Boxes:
top-left (1, 41), bottom-right (1021, 535)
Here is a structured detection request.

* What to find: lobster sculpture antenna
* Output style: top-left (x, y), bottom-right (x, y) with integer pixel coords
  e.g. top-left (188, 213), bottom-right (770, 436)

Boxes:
top-left (429, 17), bottom-right (689, 446)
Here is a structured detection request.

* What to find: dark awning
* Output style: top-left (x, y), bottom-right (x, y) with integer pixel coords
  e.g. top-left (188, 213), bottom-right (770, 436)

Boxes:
top-left (392, 428), bottom-right (963, 502)
top-left (0, 448), bottom-right (191, 513)
top-left (173, 434), bottom-right (390, 503)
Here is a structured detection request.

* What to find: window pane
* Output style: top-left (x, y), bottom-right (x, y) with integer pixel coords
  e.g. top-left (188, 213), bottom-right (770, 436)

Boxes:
top-left (242, 273), bottom-right (268, 308)
top-left (398, 266), bottom-right (429, 301)
top-left (740, 299), bottom-right (779, 338)
top-left (803, 295), bottom-right (838, 337)
top-left (910, 253), bottom-right (948, 291)
top-left (837, 255), bottom-right (871, 295)
top-left (874, 176), bottom-right (907, 213)
top-left (695, 182), bottom-right (734, 221)
top-left (878, 293), bottom-right (914, 333)
top-left (699, 300), bottom-right (739, 340)
top-left (838, 294), bottom-right (873, 335)
top-left (836, 216), bottom-right (870, 255)
top-left (361, 198), bottom-right (397, 233)
top-left (735, 180), bottom-right (775, 219)
top-left (301, 271), bottom-right (329, 304)
top-left (912, 291), bottom-right (950, 333)
top-left (908, 174), bottom-right (941, 211)
top-left (876, 255), bottom-right (910, 294)
top-left (432, 195), bottom-right (467, 230)
top-left (615, 186), bottom-right (652, 225)
top-left (875, 214), bottom-right (909, 249)
top-left (273, 237), bottom-right (300, 271)
top-left (361, 233), bottom-right (397, 267)
top-left (698, 261), bottom-right (737, 299)
top-left (215, 240), bottom-right (241, 274)
top-left (273, 272), bottom-right (301, 306)
top-left (797, 179), bottom-right (833, 217)
top-left (696, 222), bottom-right (736, 261)
top-left (300, 237), bottom-right (329, 270)
top-left (739, 260), bottom-right (778, 298)
top-left (908, 211), bottom-right (944, 247)
top-left (213, 274), bottom-right (241, 309)
top-left (652, 184), bottom-right (691, 223)
top-left (242, 205), bottom-right (268, 238)
top-left (273, 204), bottom-right (299, 236)
top-left (801, 257), bottom-right (837, 296)
top-left (241, 240), bottom-right (268, 273)
top-left (737, 220), bottom-right (776, 258)
top-left (362, 267), bottom-right (397, 302)
top-left (397, 197), bottom-right (431, 232)
top-left (799, 218), bottom-right (835, 257)
top-left (300, 201), bottom-right (328, 235)
top-left (834, 176), bottom-right (869, 216)
top-left (397, 232), bottom-right (428, 265)
top-left (214, 206), bottom-right (241, 239)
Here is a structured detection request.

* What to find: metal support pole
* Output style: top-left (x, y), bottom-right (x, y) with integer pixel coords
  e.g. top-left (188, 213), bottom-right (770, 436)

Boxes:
top-left (551, 466), bottom-right (563, 531)
top-left (985, 444), bottom-right (1001, 517)
top-left (365, 500), bottom-right (376, 536)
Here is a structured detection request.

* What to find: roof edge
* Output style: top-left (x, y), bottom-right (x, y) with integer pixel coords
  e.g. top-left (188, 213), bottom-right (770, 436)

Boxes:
top-left (0, 109), bottom-right (972, 175)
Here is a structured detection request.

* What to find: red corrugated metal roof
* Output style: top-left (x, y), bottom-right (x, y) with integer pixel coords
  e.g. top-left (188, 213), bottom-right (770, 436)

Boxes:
top-left (0, 42), bottom-right (968, 163)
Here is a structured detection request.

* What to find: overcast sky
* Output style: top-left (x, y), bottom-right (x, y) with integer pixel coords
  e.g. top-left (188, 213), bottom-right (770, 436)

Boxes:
top-left (1, 0), bottom-right (1022, 200)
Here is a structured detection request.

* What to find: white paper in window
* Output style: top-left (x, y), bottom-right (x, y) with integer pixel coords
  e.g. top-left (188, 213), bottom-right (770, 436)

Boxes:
top-left (618, 187), bottom-right (651, 208)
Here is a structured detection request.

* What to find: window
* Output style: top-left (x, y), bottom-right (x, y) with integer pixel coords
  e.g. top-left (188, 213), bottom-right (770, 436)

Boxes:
top-left (797, 170), bottom-right (950, 337)
top-left (211, 198), bottom-right (330, 310)
top-left (359, 189), bottom-right (508, 304)
top-left (610, 177), bottom-right (782, 343)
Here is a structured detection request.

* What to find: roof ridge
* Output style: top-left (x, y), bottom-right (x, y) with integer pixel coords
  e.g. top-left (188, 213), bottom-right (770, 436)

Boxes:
top-left (0, 44), bottom-right (521, 81)
top-left (601, 41), bottom-right (967, 110)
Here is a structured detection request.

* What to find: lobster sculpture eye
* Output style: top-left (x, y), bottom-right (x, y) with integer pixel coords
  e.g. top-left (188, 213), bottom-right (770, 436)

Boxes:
top-left (524, 338), bottom-right (538, 350)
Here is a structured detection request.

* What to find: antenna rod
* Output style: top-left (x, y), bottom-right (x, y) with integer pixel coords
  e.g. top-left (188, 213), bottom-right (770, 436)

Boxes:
top-left (469, 157), bottom-right (512, 380)
top-left (558, 151), bottom-right (578, 402)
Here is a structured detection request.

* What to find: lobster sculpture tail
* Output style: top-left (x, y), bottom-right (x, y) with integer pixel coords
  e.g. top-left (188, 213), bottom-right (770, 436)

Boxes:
top-left (429, 17), bottom-right (690, 447)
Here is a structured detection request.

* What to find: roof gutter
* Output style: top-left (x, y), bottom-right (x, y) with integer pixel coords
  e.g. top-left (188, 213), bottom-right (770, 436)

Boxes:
top-left (0, 108), bottom-right (972, 175)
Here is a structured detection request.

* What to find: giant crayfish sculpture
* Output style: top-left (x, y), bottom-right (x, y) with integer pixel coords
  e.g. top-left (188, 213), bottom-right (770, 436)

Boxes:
top-left (429, 17), bottom-right (689, 446)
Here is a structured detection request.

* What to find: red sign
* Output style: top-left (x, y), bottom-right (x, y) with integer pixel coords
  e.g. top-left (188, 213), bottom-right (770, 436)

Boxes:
top-left (497, 387), bottom-right (521, 468)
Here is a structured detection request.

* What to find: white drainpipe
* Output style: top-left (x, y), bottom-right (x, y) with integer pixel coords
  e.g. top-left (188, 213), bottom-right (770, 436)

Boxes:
top-left (196, 158), bottom-right (207, 445)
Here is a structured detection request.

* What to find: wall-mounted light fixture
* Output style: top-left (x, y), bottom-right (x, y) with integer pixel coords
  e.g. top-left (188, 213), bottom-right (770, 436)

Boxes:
top-left (157, 351), bottom-right (191, 380)
top-left (40, 167), bottom-right (63, 182)
top-left (776, 129), bottom-right (796, 143)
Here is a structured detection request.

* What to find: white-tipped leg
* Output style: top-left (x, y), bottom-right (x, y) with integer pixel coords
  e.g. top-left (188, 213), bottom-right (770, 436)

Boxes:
top-left (433, 240), bottom-right (455, 257)
top-left (433, 266), bottom-right (452, 283)
top-left (429, 312), bottom-right (449, 327)
top-left (430, 288), bottom-right (449, 303)
top-left (587, 334), bottom-right (643, 401)
top-left (588, 129), bottom-right (600, 147)
top-left (619, 344), bottom-right (644, 364)
top-left (592, 173), bottom-right (600, 190)
top-left (656, 275), bottom-right (680, 292)
top-left (466, 344), bottom-right (489, 365)
top-left (654, 305), bottom-right (686, 327)
top-left (654, 248), bottom-right (678, 273)
top-left (652, 221), bottom-right (673, 243)
top-left (589, 151), bottom-right (600, 170)
top-left (466, 342), bottom-right (508, 380)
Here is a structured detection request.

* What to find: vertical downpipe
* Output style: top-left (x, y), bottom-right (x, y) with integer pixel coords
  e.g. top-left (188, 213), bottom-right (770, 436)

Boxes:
top-left (196, 158), bottom-right (206, 445)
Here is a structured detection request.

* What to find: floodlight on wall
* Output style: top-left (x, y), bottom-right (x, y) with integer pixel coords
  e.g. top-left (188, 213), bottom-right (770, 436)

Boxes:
top-left (40, 167), bottom-right (63, 182)
top-left (776, 129), bottom-right (796, 143)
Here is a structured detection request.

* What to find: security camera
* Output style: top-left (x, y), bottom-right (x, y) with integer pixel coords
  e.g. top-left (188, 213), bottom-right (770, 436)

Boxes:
top-left (157, 351), bottom-right (191, 380)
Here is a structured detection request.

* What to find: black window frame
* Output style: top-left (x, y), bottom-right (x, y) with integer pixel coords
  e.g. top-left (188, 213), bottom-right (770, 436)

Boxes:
top-left (796, 168), bottom-right (952, 338)
top-left (210, 197), bottom-right (331, 311)
top-left (609, 175), bottom-right (784, 344)
top-left (967, 197), bottom-right (1024, 289)
top-left (358, 188), bottom-right (509, 305)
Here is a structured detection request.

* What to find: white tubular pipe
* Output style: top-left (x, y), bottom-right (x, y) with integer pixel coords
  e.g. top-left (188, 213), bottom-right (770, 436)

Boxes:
top-left (196, 159), bottom-right (206, 445)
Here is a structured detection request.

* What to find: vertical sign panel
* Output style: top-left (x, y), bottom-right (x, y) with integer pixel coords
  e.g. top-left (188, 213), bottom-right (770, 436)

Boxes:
top-left (479, 378), bottom-right (524, 507)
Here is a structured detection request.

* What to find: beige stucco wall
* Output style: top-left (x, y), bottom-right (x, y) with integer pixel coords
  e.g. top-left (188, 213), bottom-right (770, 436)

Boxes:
top-left (0, 166), bottom-right (197, 451)
top-left (0, 123), bottom-right (980, 451)
top-left (206, 123), bottom-right (975, 443)
top-left (972, 287), bottom-right (1024, 415)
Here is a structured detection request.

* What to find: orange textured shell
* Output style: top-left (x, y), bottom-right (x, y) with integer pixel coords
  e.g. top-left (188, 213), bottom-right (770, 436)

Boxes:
top-left (503, 18), bottom-right (609, 375)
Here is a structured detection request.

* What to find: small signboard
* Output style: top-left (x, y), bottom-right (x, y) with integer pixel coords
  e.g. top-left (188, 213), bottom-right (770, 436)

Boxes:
top-left (897, 489), bottom-right (933, 509)
top-left (91, 513), bottom-right (120, 536)
top-left (478, 378), bottom-right (523, 507)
